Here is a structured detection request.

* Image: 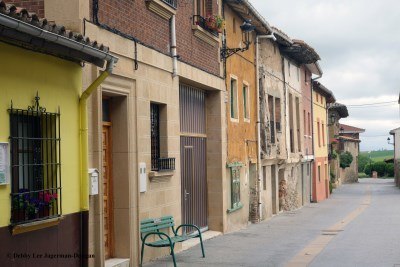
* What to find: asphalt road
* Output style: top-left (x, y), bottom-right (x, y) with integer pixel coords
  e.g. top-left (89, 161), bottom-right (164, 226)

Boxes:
top-left (144, 178), bottom-right (400, 267)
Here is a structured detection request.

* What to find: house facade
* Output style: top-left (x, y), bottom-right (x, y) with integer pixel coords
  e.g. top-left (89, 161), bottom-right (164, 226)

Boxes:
top-left (327, 103), bottom-right (349, 187)
top-left (338, 123), bottom-right (365, 183)
top-left (312, 81), bottom-right (335, 202)
top-left (28, 0), bottom-right (226, 265)
top-left (390, 127), bottom-right (400, 187)
top-left (0, 1), bottom-right (116, 266)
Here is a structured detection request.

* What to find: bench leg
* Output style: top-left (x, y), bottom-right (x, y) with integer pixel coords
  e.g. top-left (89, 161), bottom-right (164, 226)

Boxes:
top-left (199, 233), bottom-right (205, 258)
top-left (140, 242), bottom-right (145, 266)
top-left (170, 244), bottom-right (177, 267)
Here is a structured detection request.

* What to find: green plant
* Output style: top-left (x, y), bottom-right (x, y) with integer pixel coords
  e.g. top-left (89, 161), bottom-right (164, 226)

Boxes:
top-left (330, 150), bottom-right (338, 160)
top-left (358, 172), bottom-right (368, 178)
top-left (330, 170), bottom-right (336, 182)
top-left (358, 154), bottom-right (370, 172)
top-left (329, 180), bottom-right (333, 194)
top-left (373, 161), bottom-right (387, 177)
top-left (205, 15), bottom-right (225, 32)
top-left (364, 164), bottom-right (373, 176)
top-left (385, 163), bottom-right (394, 177)
top-left (340, 151), bottom-right (353, 169)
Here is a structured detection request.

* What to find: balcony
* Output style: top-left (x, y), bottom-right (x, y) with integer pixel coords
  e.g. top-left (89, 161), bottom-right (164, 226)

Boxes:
top-left (192, 15), bottom-right (220, 47)
top-left (152, 157), bottom-right (175, 172)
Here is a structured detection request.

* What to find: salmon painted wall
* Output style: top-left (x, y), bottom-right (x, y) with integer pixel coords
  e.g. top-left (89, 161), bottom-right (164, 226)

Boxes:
top-left (312, 90), bottom-right (329, 202)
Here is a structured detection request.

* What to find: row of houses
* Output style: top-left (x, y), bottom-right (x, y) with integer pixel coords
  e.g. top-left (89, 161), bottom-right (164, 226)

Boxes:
top-left (0, 0), bottom-right (362, 266)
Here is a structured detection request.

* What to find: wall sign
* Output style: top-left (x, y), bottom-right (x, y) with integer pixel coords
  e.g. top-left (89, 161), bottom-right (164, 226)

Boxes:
top-left (0, 143), bottom-right (9, 185)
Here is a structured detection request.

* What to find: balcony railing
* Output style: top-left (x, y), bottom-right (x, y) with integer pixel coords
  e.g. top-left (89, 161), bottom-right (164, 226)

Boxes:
top-left (161, 0), bottom-right (177, 8)
top-left (192, 15), bottom-right (219, 37)
top-left (152, 157), bottom-right (176, 172)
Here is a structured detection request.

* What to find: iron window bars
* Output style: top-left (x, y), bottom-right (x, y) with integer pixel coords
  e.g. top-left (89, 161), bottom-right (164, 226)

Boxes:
top-left (150, 104), bottom-right (175, 172)
top-left (9, 93), bottom-right (61, 225)
top-left (192, 15), bottom-right (219, 37)
top-left (161, 0), bottom-right (177, 8)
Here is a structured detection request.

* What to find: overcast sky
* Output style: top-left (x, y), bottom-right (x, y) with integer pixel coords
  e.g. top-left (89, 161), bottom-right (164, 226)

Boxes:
top-left (250, 0), bottom-right (400, 151)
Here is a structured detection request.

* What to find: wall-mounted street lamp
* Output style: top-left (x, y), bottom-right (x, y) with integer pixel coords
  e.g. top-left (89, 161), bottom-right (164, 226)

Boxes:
top-left (387, 137), bottom-right (394, 145)
top-left (221, 19), bottom-right (256, 60)
top-left (329, 113), bottom-right (336, 126)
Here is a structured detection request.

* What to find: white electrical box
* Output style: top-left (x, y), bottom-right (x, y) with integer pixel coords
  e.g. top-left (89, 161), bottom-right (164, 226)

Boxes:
top-left (89, 168), bottom-right (99, 195)
top-left (139, 162), bottom-right (147, 193)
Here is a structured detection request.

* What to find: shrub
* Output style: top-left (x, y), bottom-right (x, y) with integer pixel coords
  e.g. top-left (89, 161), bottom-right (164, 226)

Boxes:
top-left (358, 154), bottom-right (370, 173)
top-left (358, 172), bottom-right (368, 178)
top-left (364, 164), bottom-right (372, 176)
top-left (386, 163), bottom-right (394, 177)
top-left (340, 151), bottom-right (353, 169)
top-left (373, 161), bottom-right (387, 177)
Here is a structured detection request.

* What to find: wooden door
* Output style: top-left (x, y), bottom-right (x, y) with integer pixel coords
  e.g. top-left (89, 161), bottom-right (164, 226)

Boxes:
top-left (102, 123), bottom-right (113, 259)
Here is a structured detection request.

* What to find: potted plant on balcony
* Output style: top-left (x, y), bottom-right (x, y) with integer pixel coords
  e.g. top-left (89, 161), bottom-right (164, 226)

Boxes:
top-left (39, 191), bottom-right (58, 216)
top-left (205, 14), bottom-right (225, 33)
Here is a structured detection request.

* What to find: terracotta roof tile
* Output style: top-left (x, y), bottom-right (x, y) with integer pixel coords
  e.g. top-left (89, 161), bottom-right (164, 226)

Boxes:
top-left (339, 123), bottom-right (365, 133)
top-left (0, 1), bottom-right (109, 52)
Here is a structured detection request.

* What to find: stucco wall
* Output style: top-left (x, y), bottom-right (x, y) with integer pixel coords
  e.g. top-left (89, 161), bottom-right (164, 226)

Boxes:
top-left (0, 42), bottom-right (82, 227)
top-left (224, 6), bottom-right (257, 232)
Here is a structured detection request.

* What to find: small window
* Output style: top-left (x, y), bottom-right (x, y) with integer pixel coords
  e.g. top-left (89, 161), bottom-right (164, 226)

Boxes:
top-left (243, 84), bottom-right (250, 120)
top-left (317, 121), bottom-right (321, 147)
top-left (268, 95), bottom-right (275, 143)
top-left (296, 67), bottom-right (300, 81)
top-left (318, 165), bottom-right (321, 182)
top-left (322, 122), bottom-right (325, 146)
top-left (230, 78), bottom-right (238, 120)
top-left (275, 98), bottom-right (281, 132)
top-left (9, 95), bottom-right (61, 225)
top-left (288, 61), bottom-right (291, 76)
top-left (233, 18), bottom-right (236, 33)
top-left (228, 164), bottom-right (242, 211)
top-left (308, 112), bottom-right (311, 136)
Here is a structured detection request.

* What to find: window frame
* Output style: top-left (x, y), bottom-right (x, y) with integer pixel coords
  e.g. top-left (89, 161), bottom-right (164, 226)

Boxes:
top-left (230, 76), bottom-right (239, 122)
top-left (9, 95), bottom-right (62, 226)
top-left (242, 81), bottom-right (250, 122)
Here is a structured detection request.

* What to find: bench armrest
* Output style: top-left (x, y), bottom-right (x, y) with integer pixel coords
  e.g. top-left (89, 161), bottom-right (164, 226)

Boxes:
top-left (142, 231), bottom-right (173, 246)
top-left (174, 224), bottom-right (201, 237)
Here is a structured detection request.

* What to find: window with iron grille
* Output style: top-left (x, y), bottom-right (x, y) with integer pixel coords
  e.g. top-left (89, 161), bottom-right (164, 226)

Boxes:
top-left (227, 162), bottom-right (243, 212)
top-left (150, 103), bottom-right (175, 172)
top-left (151, 103), bottom-right (160, 171)
top-left (9, 93), bottom-right (61, 225)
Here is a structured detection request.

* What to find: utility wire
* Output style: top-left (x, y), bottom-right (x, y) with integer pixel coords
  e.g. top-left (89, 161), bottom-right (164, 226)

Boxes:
top-left (347, 103), bottom-right (397, 109)
top-left (346, 101), bottom-right (397, 107)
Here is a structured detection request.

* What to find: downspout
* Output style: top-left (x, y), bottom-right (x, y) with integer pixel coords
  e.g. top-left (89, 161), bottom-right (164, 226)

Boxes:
top-left (171, 15), bottom-right (178, 77)
top-left (256, 34), bottom-right (276, 221)
top-left (310, 74), bottom-right (322, 202)
top-left (80, 58), bottom-right (116, 210)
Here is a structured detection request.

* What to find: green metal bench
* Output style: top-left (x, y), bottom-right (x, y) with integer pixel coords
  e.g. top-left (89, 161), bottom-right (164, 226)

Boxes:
top-left (140, 215), bottom-right (205, 266)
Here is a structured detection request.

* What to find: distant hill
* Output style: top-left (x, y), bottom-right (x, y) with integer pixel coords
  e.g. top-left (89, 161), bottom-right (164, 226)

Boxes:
top-left (360, 150), bottom-right (394, 162)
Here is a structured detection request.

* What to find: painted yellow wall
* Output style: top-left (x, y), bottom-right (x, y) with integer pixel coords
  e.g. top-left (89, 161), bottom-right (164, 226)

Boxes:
top-left (0, 42), bottom-right (82, 227)
top-left (312, 91), bottom-right (328, 157)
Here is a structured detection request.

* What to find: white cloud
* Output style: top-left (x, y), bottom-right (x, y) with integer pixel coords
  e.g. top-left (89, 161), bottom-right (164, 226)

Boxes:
top-left (250, 0), bottom-right (400, 149)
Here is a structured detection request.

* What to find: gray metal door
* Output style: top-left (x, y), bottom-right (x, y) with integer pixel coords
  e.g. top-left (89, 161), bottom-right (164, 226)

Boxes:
top-left (179, 84), bottom-right (207, 231)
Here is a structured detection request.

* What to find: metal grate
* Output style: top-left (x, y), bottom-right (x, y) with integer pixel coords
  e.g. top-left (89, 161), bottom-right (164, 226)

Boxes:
top-left (156, 158), bottom-right (175, 171)
top-left (192, 15), bottom-right (219, 37)
top-left (161, 0), bottom-right (177, 8)
top-left (9, 93), bottom-right (61, 225)
top-left (150, 103), bottom-right (160, 171)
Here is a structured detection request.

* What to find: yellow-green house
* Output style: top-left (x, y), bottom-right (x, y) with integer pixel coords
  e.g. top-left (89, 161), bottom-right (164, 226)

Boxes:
top-left (0, 4), bottom-right (116, 266)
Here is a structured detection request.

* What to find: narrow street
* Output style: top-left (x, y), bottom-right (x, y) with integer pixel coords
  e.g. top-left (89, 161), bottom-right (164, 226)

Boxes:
top-left (145, 179), bottom-right (400, 267)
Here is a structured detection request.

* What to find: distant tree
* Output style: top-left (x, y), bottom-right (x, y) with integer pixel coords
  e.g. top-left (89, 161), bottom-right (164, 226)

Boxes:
top-left (364, 164), bottom-right (373, 176)
top-left (340, 152), bottom-right (353, 169)
top-left (373, 161), bottom-right (387, 177)
top-left (358, 154), bottom-right (370, 173)
top-left (386, 163), bottom-right (394, 177)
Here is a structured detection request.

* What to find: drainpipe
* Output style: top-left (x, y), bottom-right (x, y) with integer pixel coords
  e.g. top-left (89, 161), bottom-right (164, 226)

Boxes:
top-left (171, 15), bottom-right (178, 77)
top-left (256, 33), bottom-right (276, 221)
top-left (80, 58), bottom-right (116, 210)
top-left (310, 74), bottom-right (322, 202)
